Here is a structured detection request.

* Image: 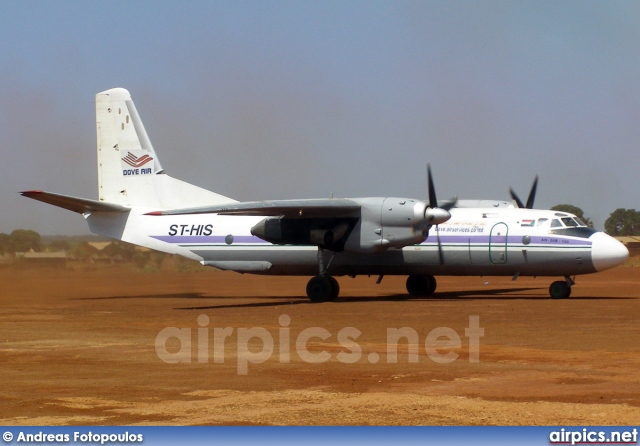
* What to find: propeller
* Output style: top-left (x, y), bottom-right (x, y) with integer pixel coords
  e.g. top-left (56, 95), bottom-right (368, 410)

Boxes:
top-left (509, 175), bottom-right (538, 209)
top-left (425, 164), bottom-right (456, 265)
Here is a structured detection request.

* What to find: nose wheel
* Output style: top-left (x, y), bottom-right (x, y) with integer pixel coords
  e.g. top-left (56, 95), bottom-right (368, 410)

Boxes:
top-left (549, 277), bottom-right (574, 299)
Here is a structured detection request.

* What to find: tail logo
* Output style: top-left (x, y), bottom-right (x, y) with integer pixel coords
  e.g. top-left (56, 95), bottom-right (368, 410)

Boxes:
top-left (121, 151), bottom-right (155, 176)
top-left (123, 152), bottom-right (153, 168)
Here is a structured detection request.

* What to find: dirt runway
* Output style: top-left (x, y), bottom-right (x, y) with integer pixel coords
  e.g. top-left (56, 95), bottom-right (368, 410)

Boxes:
top-left (1, 265), bottom-right (639, 425)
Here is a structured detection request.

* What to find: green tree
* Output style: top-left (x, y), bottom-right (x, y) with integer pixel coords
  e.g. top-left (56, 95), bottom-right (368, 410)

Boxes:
top-left (70, 242), bottom-right (99, 262)
top-left (0, 233), bottom-right (10, 255)
top-left (10, 229), bottom-right (41, 252)
top-left (102, 241), bottom-right (137, 262)
top-left (46, 240), bottom-right (71, 252)
top-left (550, 204), bottom-right (593, 228)
top-left (604, 209), bottom-right (640, 236)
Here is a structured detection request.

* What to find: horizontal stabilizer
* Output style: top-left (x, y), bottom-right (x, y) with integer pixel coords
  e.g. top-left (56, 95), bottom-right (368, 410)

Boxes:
top-left (20, 191), bottom-right (130, 214)
top-left (146, 198), bottom-right (361, 218)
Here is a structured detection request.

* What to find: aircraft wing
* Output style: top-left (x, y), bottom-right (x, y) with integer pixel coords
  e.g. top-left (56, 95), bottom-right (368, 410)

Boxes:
top-left (20, 190), bottom-right (130, 214)
top-left (146, 198), bottom-right (361, 218)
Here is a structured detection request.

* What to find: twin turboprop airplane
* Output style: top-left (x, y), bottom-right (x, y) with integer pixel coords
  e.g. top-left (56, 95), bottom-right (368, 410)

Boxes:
top-left (22, 88), bottom-right (629, 302)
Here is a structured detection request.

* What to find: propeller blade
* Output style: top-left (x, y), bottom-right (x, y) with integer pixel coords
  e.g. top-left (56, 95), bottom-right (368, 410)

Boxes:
top-left (424, 164), bottom-right (452, 225)
top-left (509, 176), bottom-right (538, 209)
top-left (424, 164), bottom-right (448, 263)
top-left (427, 163), bottom-right (437, 209)
top-left (525, 175), bottom-right (538, 209)
top-left (440, 196), bottom-right (458, 211)
top-left (509, 187), bottom-right (525, 209)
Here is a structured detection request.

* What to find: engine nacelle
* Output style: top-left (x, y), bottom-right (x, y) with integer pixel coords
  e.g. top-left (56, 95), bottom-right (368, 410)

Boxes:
top-left (342, 197), bottom-right (432, 253)
top-left (251, 217), bottom-right (355, 250)
top-left (250, 197), bottom-right (444, 254)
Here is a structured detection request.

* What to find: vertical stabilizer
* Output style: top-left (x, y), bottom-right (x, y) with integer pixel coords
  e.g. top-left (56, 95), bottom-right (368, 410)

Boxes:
top-left (96, 88), bottom-right (235, 209)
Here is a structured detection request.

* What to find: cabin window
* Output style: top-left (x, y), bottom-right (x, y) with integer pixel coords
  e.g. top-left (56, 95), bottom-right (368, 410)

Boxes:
top-left (537, 218), bottom-right (549, 227)
top-left (550, 219), bottom-right (562, 228)
top-left (561, 217), bottom-right (579, 227)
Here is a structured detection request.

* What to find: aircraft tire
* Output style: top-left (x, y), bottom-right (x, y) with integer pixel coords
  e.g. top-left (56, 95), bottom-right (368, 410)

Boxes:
top-left (549, 281), bottom-right (571, 299)
top-left (306, 276), bottom-right (334, 302)
top-left (327, 276), bottom-right (340, 301)
top-left (406, 274), bottom-right (437, 297)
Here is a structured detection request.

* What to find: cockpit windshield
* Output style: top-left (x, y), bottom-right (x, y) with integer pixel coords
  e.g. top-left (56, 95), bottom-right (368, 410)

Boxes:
top-left (547, 215), bottom-right (596, 238)
top-left (561, 217), bottom-right (579, 227)
top-left (548, 217), bottom-right (587, 228)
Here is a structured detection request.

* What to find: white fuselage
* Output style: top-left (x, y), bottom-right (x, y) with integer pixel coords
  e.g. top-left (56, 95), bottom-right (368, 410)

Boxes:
top-left (89, 205), bottom-right (627, 278)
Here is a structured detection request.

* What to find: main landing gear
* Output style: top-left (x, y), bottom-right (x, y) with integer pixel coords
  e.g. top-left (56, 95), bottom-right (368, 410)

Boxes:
top-left (549, 276), bottom-right (574, 299)
top-left (306, 248), bottom-right (339, 303)
top-left (305, 270), bottom-right (440, 302)
top-left (306, 275), bottom-right (340, 302)
top-left (405, 274), bottom-right (437, 297)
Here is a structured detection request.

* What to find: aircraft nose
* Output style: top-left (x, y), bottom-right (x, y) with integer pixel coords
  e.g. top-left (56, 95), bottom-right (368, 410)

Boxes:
top-left (590, 232), bottom-right (629, 272)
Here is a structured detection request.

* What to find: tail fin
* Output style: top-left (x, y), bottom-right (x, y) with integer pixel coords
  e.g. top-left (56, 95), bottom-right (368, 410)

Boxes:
top-left (96, 88), bottom-right (235, 209)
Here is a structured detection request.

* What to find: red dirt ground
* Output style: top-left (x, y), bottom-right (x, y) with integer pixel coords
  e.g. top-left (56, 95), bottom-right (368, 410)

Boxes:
top-left (1, 265), bottom-right (639, 425)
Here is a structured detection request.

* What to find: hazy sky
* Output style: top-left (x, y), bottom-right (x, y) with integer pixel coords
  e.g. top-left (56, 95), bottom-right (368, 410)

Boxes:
top-left (2, 1), bottom-right (639, 234)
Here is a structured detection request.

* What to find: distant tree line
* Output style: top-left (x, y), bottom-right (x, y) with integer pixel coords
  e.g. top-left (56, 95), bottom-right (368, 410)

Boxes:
top-left (604, 209), bottom-right (640, 236)
top-left (0, 230), bottom-right (181, 271)
top-left (0, 230), bottom-right (42, 255)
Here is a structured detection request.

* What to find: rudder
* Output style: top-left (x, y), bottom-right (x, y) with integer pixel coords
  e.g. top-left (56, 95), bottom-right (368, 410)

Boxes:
top-left (95, 88), bottom-right (235, 209)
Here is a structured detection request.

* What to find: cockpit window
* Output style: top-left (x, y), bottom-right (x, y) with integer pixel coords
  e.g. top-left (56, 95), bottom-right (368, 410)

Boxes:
top-left (550, 219), bottom-right (562, 228)
top-left (574, 217), bottom-right (587, 227)
top-left (561, 217), bottom-right (579, 227)
top-left (537, 218), bottom-right (549, 227)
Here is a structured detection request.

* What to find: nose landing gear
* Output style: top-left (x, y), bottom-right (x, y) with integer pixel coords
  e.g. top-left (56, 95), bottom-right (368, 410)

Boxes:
top-left (549, 276), bottom-right (574, 299)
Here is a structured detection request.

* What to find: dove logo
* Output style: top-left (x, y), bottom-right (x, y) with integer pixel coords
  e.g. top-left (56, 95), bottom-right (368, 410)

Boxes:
top-left (121, 151), bottom-right (155, 175)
